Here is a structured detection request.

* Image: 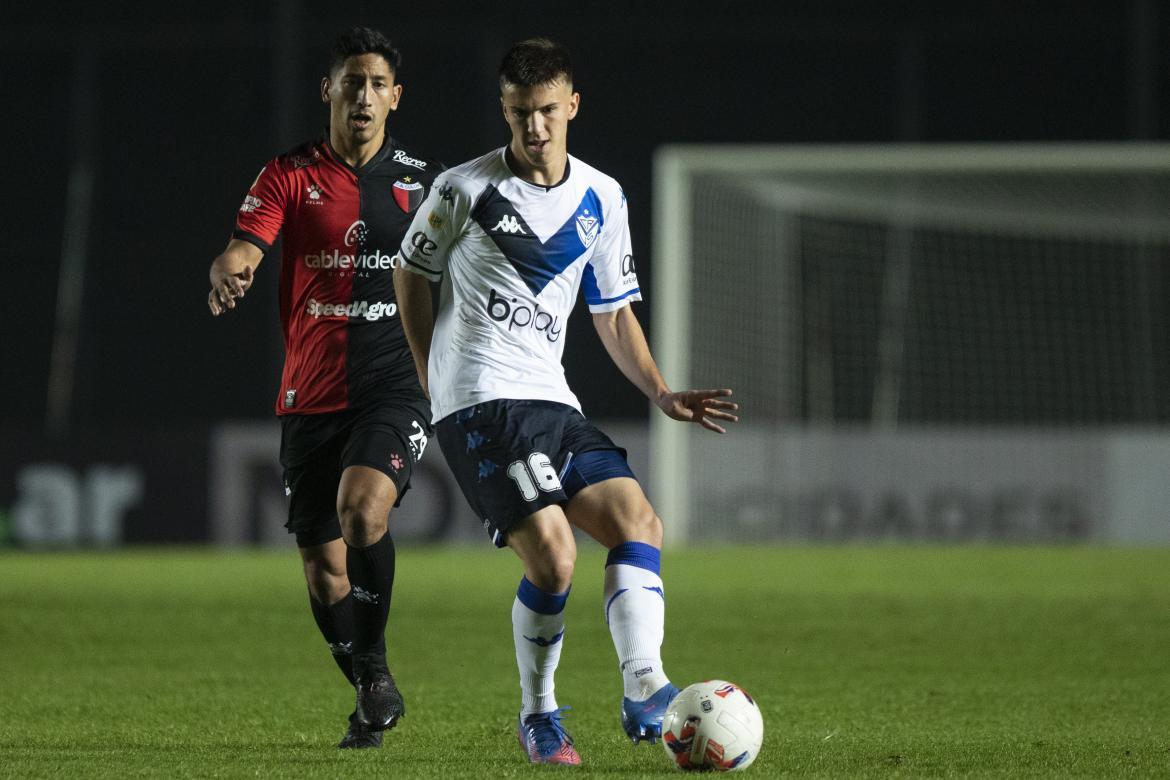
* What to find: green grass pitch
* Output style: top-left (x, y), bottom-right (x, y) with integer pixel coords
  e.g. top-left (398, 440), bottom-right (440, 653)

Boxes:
top-left (1, 546), bottom-right (1168, 777)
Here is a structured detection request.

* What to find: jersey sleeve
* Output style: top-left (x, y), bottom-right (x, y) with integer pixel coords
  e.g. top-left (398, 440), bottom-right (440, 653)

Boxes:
top-left (232, 162), bottom-right (290, 253)
top-left (395, 172), bottom-right (469, 281)
top-left (583, 186), bottom-right (641, 313)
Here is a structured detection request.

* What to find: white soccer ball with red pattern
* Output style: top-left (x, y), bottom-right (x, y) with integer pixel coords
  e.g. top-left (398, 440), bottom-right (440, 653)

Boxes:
top-left (661, 680), bottom-right (764, 771)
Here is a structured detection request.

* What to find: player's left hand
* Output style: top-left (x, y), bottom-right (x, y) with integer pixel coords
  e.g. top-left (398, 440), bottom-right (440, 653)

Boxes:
top-left (656, 388), bottom-right (738, 434)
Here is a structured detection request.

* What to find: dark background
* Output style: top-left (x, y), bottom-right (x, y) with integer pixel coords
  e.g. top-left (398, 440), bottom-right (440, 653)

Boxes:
top-left (3, 0), bottom-right (1166, 433)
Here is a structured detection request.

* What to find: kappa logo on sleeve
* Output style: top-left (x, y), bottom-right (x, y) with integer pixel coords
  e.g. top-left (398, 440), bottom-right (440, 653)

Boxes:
top-left (492, 214), bottom-right (526, 235)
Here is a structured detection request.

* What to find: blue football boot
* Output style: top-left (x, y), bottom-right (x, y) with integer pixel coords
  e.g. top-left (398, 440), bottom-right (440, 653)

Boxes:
top-left (517, 707), bottom-right (581, 765)
top-left (621, 682), bottom-right (680, 744)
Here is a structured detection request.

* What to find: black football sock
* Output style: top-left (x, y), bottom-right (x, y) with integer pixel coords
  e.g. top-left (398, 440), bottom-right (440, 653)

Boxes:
top-left (345, 532), bottom-right (396, 675)
top-left (308, 590), bottom-right (357, 686)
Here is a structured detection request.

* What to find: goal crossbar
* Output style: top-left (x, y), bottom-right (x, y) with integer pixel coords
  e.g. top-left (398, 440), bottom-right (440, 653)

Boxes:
top-left (650, 143), bottom-right (1170, 545)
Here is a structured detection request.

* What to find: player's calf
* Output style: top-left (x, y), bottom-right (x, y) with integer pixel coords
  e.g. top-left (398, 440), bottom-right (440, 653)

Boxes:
top-left (603, 541), bottom-right (674, 742)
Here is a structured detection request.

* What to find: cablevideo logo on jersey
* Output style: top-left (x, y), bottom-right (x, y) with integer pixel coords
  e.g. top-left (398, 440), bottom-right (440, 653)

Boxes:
top-left (485, 288), bottom-right (563, 342)
top-left (304, 249), bottom-right (400, 270)
top-left (304, 219), bottom-right (399, 270)
top-left (344, 220), bottom-right (369, 247)
top-left (306, 299), bottom-right (398, 321)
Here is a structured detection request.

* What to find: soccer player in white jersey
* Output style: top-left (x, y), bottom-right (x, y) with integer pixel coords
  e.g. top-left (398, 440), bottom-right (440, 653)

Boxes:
top-left (393, 38), bottom-right (737, 766)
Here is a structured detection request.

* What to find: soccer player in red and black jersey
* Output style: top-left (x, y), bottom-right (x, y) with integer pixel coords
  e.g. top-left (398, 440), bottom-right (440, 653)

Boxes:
top-left (206, 27), bottom-right (443, 749)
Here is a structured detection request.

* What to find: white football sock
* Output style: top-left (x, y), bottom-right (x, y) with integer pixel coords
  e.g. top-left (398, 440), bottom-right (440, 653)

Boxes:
top-left (604, 542), bottom-right (669, 700)
top-left (512, 576), bottom-right (569, 718)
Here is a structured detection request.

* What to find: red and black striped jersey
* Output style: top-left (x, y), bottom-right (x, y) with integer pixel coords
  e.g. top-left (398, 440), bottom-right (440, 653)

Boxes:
top-left (234, 134), bottom-right (443, 415)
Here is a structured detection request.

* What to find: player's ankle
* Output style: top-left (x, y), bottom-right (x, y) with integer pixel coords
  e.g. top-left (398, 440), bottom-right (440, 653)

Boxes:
top-left (622, 664), bottom-right (669, 700)
top-left (353, 653), bottom-right (388, 678)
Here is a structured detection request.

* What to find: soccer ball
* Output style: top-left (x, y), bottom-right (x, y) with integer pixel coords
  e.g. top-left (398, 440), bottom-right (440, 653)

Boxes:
top-left (661, 680), bottom-right (764, 771)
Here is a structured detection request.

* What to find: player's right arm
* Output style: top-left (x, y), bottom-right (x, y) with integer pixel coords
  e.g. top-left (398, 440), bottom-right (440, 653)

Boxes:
top-left (208, 239), bottom-right (262, 315)
top-left (393, 267), bottom-right (434, 395)
top-left (208, 161), bottom-right (289, 316)
top-left (393, 174), bottom-right (469, 395)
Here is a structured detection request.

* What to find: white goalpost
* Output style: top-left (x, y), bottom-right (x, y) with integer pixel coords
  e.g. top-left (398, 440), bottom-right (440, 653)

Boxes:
top-left (651, 144), bottom-right (1170, 546)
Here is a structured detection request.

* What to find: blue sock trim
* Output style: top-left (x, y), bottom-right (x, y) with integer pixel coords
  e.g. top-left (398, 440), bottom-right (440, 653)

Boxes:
top-left (517, 576), bottom-right (570, 615)
top-left (605, 541), bottom-right (661, 575)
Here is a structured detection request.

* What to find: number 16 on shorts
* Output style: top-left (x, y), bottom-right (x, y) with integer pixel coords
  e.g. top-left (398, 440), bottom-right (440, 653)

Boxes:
top-left (507, 452), bottom-right (562, 500)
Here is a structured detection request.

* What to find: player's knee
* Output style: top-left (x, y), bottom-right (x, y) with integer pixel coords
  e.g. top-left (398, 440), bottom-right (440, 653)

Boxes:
top-left (302, 557), bottom-right (348, 603)
top-left (337, 494), bottom-right (389, 545)
top-left (647, 512), bottom-right (664, 546)
top-left (622, 503), bottom-right (663, 547)
top-left (548, 549), bottom-right (576, 592)
top-left (531, 550), bottom-right (575, 593)
top-left (527, 532), bottom-right (576, 592)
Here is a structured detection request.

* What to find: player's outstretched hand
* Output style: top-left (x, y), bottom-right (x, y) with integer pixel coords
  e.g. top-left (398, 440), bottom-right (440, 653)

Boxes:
top-left (656, 388), bottom-right (738, 434)
top-left (208, 266), bottom-right (254, 316)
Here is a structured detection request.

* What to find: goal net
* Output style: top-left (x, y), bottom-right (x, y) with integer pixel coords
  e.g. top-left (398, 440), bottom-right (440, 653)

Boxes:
top-left (650, 145), bottom-right (1170, 544)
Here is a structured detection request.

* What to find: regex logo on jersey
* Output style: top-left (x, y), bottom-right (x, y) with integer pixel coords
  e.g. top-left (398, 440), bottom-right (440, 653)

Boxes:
top-left (393, 149), bottom-right (427, 169)
top-left (485, 288), bottom-right (563, 342)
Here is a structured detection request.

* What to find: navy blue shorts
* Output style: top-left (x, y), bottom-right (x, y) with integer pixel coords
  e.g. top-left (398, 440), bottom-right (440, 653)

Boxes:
top-left (435, 399), bottom-right (637, 547)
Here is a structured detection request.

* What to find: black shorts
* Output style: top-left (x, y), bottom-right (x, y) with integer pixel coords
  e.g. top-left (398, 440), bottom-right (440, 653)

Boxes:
top-left (280, 398), bottom-right (432, 548)
top-left (435, 399), bottom-right (637, 547)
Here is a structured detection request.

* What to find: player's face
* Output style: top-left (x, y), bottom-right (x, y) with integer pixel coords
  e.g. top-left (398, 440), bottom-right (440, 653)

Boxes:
top-left (321, 54), bottom-right (402, 146)
top-left (500, 78), bottom-right (579, 171)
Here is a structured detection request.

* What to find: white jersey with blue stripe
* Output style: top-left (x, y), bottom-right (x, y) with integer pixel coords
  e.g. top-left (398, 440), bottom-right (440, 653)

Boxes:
top-left (397, 147), bottom-right (641, 422)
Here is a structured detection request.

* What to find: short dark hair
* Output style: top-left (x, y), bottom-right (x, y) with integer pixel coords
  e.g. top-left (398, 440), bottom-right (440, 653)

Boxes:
top-left (498, 37), bottom-right (573, 91)
top-left (328, 26), bottom-right (401, 77)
